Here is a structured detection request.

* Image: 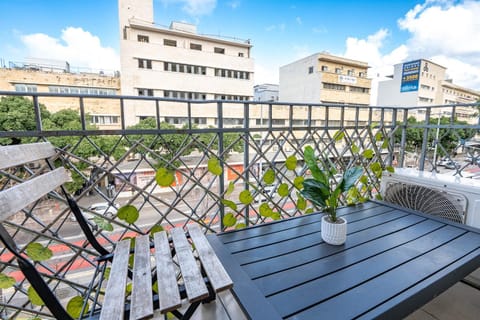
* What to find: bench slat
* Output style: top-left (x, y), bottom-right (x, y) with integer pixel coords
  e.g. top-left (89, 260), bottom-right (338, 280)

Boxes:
top-left (171, 227), bottom-right (209, 302)
top-left (99, 239), bottom-right (131, 320)
top-left (154, 231), bottom-right (182, 313)
top-left (0, 142), bottom-right (56, 170)
top-left (131, 235), bottom-right (153, 319)
top-left (0, 167), bottom-right (69, 222)
top-left (188, 224), bottom-right (233, 292)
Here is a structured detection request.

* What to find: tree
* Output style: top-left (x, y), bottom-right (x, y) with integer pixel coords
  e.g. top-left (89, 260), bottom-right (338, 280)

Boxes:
top-left (0, 96), bottom-right (50, 145)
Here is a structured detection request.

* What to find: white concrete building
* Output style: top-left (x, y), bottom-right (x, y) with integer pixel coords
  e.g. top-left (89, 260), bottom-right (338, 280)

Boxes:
top-left (254, 84), bottom-right (279, 101)
top-left (118, 0), bottom-right (254, 125)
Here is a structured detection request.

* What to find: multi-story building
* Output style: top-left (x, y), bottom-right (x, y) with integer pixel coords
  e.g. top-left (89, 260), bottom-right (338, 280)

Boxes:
top-left (254, 84), bottom-right (279, 101)
top-left (377, 59), bottom-right (479, 122)
top-left (0, 60), bottom-right (121, 129)
top-left (118, 0), bottom-right (254, 126)
top-left (279, 52), bottom-right (371, 105)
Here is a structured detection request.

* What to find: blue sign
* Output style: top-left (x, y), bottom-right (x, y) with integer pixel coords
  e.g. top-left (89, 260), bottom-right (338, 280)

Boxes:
top-left (400, 60), bottom-right (421, 92)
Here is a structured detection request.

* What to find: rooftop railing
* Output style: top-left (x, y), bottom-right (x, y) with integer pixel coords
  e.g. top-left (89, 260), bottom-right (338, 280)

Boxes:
top-left (0, 91), bottom-right (479, 318)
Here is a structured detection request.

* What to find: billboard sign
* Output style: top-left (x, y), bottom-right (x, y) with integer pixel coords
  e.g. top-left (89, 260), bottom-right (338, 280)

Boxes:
top-left (400, 60), bottom-right (421, 92)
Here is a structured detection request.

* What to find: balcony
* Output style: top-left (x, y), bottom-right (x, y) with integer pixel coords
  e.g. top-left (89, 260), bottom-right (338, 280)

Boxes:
top-left (0, 91), bottom-right (479, 319)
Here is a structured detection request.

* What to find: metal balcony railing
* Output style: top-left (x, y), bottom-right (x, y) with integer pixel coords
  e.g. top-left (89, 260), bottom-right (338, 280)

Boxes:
top-left (0, 90), bottom-right (479, 319)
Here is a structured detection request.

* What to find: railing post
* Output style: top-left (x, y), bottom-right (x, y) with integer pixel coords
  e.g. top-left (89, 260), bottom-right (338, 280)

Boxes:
top-left (399, 108), bottom-right (408, 167)
top-left (419, 108), bottom-right (431, 171)
top-left (79, 96), bottom-right (86, 131)
top-left (217, 101), bottom-right (225, 230)
top-left (243, 102), bottom-right (250, 227)
top-left (389, 108), bottom-right (397, 166)
top-left (32, 94), bottom-right (43, 131)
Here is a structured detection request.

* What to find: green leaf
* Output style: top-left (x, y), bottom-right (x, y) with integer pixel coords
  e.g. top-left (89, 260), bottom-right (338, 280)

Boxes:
top-left (26, 243), bottom-right (53, 262)
top-left (370, 122), bottom-right (379, 129)
top-left (117, 205), bottom-right (139, 224)
top-left (370, 162), bottom-right (382, 174)
top-left (333, 130), bottom-right (344, 142)
top-left (351, 144), bottom-right (360, 154)
top-left (259, 203), bottom-right (273, 217)
top-left (386, 166), bottom-right (395, 173)
top-left (155, 168), bottom-right (175, 187)
top-left (223, 213), bottom-right (237, 227)
top-left (340, 166), bottom-right (363, 192)
top-left (92, 217), bottom-right (113, 231)
top-left (296, 193), bottom-right (307, 210)
top-left (359, 175), bottom-right (368, 184)
top-left (263, 168), bottom-right (275, 184)
top-left (305, 208), bottom-right (315, 214)
top-left (221, 199), bottom-right (237, 211)
top-left (103, 267), bottom-right (111, 280)
top-left (150, 224), bottom-right (164, 237)
top-left (0, 273), bottom-right (15, 289)
top-left (239, 190), bottom-right (253, 205)
top-left (375, 194), bottom-right (383, 200)
top-left (285, 155), bottom-right (297, 170)
top-left (28, 286), bottom-right (44, 306)
top-left (225, 181), bottom-right (235, 196)
top-left (235, 223), bottom-right (246, 229)
top-left (375, 132), bottom-right (383, 141)
top-left (381, 139), bottom-right (389, 149)
top-left (304, 146), bottom-right (328, 185)
top-left (153, 280), bottom-right (158, 293)
top-left (126, 283), bottom-right (133, 296)
top-left (271, 212), bottom-right (281, 220)
top-left (277, 183), bottom-right (289, 197)
top-left (67, 296), bottom-right (89, 319)
top-left (300, 179), bottom-right (329, 207)
top-left (293, 176), bottom-right (304, 189)
top-left (208, 157), bottom-right (223, 176)
top-left (362, 149), bottom-right (374, 159)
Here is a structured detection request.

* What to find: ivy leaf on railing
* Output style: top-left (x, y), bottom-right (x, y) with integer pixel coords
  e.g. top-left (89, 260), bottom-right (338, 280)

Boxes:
top-left (362, 149), bottom-right (374, 159)
top-left (296, 192), bottom-right (307, 210)
top-left (221, 199), bottom-right (238, 211)
top-left (92, 217), bottom-right (113, 231)
top-left (386, 166), bottom-right (395, 173)
top-left (333, 130), bottom-right (345, 142)
top-left (239, 190), bottom-right (253, 205)
top-left (0, 273), bottom-right (15, 289)
top-left (263, 168), bottom-right (275, 184)
top-left (103, 267), bottom-right (111, 280)
top-left (285, 155), bottom-right (297, 170)
top-left (27, 286), bottom-right (44, 306)
top-left (370, 162), bottom-right (383, 177)
top-left (278, 183), bottom-right (289, 197)
top-left (351, 144), bottom-right (360, 154)
top-left (235, 223), bottom-right (246, 229)
top-left (271, 212), bottom-right (281, 220)
top-left (305, 208), bottom-right (314, 214)
top-left (293, 176), bottom-right (304, 190)
top-left (225, 181), bottom-right (235, 196)
top-left (67, 296), bottom-right (89, 319)
top-left (375, 132), bottom-right (383, 141)
top-left (223, 213), bottom-right (237, 227)
top-left (381, 140), bottom-right (389, 149)
top-left (155, 168), bottom-right (175, 187)
top-left (117, 205), bottom-right (139, 224)
top-left (26, 243), bottom-right (53, 262)
top-left (208, 157), bottom-right (223, 176)
top-left (149, 225), bottom-right (164, 237)
top-left (259, 203), bottom-right (273, 217)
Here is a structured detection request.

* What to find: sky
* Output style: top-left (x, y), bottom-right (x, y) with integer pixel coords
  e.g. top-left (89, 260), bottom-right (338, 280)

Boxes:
top-left (1, 0), bottom-right (480, 103)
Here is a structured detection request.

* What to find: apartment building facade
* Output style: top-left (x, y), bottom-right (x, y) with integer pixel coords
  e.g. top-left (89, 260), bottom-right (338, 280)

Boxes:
top-left (377, 59), bottom-right (479, 122)
top-left (118, 0), bottom-right (254, 126)
top-left (0, 61), bottom-right (121, 129)
top-left (279, 52), bottom-right (371, 105)
top-left (254, 84), bottom-right (279, 101)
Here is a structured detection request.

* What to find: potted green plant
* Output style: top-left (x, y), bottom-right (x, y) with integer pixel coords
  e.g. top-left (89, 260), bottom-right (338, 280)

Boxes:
top-left (300, 146), bottom-right (363, 245)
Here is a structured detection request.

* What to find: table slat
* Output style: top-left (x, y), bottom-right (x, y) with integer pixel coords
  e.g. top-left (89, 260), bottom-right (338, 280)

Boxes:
top-left (131, 235), bottom-right (153, 319)
top-left (99, 239), bottom-right (131, 320)
top-left (187, 224), bottom-right (233, 292)
top-left (153, 231), bottom-right (182, 313)
top-left (171, 227), bottom-right (209, 302)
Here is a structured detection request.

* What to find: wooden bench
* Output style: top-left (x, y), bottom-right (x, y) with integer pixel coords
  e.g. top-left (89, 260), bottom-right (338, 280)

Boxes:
top-left (99, 224), bottom-right (233, 320)
top-left (0, 142), bottom-right (233, 319)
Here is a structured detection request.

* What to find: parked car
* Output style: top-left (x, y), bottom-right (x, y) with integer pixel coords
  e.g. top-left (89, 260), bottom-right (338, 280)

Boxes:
top-left (71, 202), bottom-right (119, 221)
top-left (436, 157), bottom-right (450, 166)
top-left (444, 161), bottom-right (460, 169)
top-left (255, 185), bottom-right (276, 203)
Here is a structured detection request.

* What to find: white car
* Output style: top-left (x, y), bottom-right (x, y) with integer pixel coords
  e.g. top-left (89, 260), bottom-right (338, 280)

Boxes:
top-left (72, 202), bottom-right (119, 221)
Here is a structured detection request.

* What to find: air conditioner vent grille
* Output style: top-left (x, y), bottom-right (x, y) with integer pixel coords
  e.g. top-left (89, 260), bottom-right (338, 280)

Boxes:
top-left (384, 182), bottom-right (465, 224)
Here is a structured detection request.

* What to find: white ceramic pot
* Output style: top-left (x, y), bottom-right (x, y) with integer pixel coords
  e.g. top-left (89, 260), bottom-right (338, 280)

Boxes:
top-left (321, 215), bottom-right (347, 245)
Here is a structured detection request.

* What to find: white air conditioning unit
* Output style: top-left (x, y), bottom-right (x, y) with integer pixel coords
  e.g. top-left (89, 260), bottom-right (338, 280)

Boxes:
top-left (381, 168), bottom-right (480, 229)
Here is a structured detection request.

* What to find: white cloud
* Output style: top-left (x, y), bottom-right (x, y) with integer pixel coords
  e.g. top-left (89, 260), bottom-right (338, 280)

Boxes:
top-left (227, 0), bottom-right (240, 9)
top-left (265, 23), bottom-right (286, 32)
top-left (397, 0), bottom-right (480, 90)
top-left (20, 27), bottom-right (120, 72)
top-left (159, 0), bottom-right (216, 16)
top-left (296, 17), bottom-right (302, 25)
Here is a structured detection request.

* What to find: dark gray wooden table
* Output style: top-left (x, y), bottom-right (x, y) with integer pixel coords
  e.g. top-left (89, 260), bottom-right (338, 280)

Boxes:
top-left (207, 201), bottom-right (480, 319)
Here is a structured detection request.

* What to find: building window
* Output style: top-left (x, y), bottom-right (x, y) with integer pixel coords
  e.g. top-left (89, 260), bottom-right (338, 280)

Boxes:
top-left (321, 65), bottom-right (328, 72)
top-left (190, 43), bottom-right (202, 50)
top-left (91, 115), bottom-right (120, 125)
top-left (214, 68), bottom-right (249, 80)
top-left (349, 86), bottom-right (369, 93)
top-left (359, 72), bottom-right (365, 77)
top-left (164, 39), bottom-right (177, 47)
top-left (193, 117), bottom-right (207, 124)
top-left (138, 59), bottom-right (152, 69)
top-left (421, 84), bottom-right (431, 90)
top-left (323, 83), bottom-right (346, 91)
top-left (164, 90), bottom-right (207, 100)
top-left (214, 47), bottom-right (225, 54)
top-left (137, 35), bottom-right (149, 43)
top-left (347, 69), bottom-right (355, 76)
top-left (138, 88), bottom-right (154, 96)
top-left (48, 86), bottom-right (115, 95)
top-left (308, 66), bottom-right (314, 74)
top-left (214, 94), bottom-right (250, 101)
top-left (219, 118), bottom-right (244, 125)
top-left (238, 52), bottom-right (244, 57)
top-left (14, 84), bottom-right (37, 92)
top-left (335, 68), bottom-right (342, 74)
